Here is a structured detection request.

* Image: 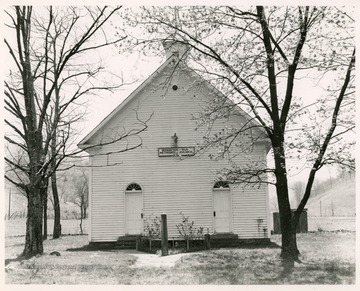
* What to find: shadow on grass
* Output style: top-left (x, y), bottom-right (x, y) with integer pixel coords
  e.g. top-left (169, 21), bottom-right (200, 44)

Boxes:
top-left (236, 241), bottom-right (281, 249)
top-left (279, 259), bottom-right (296, 277)
top-left (67, 240), bottom-right (281, 254)
top-left (66, 243), bottom-right (118, 252)
top-left (5, 257), bottom-right (24, 266)
top-left (255, 259), bottom-right (297, 284)
top-left (6, 242), bottom-right (26, 248)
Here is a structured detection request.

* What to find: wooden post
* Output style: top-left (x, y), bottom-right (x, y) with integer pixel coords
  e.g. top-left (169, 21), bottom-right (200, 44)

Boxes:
top-left (204, 234), bottom-right (211, 250)
top-left (161, 214), bottom-right (168, 256)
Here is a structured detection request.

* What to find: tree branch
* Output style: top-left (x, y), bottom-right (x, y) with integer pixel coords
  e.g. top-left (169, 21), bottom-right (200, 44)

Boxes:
top-left (293, 48), bottom-right (355, 223)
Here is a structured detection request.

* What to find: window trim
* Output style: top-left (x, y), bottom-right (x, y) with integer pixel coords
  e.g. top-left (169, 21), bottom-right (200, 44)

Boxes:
top-left (213, 181), bottom-right (230, 190)
top-left (125, 183), bottom-right (142, 192)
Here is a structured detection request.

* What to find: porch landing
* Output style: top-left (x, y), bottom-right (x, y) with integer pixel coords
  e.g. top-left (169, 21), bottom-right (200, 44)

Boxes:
top-left (114, 234), bottom-right (271, 249)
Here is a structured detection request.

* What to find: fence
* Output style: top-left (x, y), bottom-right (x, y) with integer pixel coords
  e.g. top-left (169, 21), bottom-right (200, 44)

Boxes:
top-left (137, 214), bottom-right (211, 255)
top-left (136, 235), bottom-right (211, 254)
top-left (5, 218), bottom-right (89, 237)
top-left (4, 210), bottom-right (27, 220)
top-left (4, 211), bottom-right (85, 220)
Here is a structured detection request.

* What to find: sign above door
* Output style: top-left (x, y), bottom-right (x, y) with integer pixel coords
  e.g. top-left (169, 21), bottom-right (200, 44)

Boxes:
top-left (158, 147), bottom-right (195, 157)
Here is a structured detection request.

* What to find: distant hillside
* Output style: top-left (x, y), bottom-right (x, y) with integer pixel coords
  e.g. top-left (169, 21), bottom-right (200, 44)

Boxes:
top-left (306, 175), bottom-right (355, 217)
top-left (4, 185), bottom-right (80, 220)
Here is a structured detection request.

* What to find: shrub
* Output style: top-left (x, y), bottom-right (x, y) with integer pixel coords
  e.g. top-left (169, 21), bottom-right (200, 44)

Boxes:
top-left (317, 226), bottom-right (324, 232)
top-left (176, 212), bottom-right (204, 239)
top-left (143, 215), bottom-right (161, 238)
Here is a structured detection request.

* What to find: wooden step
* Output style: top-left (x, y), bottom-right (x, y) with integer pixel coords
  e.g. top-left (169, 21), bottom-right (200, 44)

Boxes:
top-left (116, 236), bottom-right (138, 249)
top-left (210, 233), bottom-right (239, 248)
top-left (211, 233), bottom-right (239, 239)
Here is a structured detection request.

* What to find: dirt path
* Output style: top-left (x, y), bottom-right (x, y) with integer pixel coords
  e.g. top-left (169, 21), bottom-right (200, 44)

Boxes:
top-left (123, 250), bottom-right (195, 268)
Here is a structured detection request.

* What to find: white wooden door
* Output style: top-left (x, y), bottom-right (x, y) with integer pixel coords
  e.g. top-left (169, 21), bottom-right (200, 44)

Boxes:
top-left (125, 192), bottom-right (143, 235)
top-left (213, 190), bottom-right (231, 233)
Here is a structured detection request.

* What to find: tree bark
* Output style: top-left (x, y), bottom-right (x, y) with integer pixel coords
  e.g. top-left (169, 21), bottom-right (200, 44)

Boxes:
top-left (42, 182), bottom-right (48, 240)
top-left (23, 186), bottom-right (44, 258)
top-left (52, 172), bottom-right (62, 239)
top-left (50, 32), bottom-right (62, 239)
top-left (273, 136), bottom-right (299, 261)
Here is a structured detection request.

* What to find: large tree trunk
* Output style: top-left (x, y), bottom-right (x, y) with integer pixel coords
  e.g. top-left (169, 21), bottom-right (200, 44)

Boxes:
top-left (51, 172), bottom-right (61, 239)
top-left (23, 186), bottom-right (44, 258)
top-left (279, 210), bottom-right (299, 260)
top-left (15, 6), bottom-right (44, 258)
top-left (273, 137), bottom-right (299, 261)
top-left (277, 182), bottom-right (299, 260)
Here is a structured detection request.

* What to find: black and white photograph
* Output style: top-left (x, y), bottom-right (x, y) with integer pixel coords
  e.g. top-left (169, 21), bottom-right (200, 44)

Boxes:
top-left (2, 0), bottom-right (357, 286)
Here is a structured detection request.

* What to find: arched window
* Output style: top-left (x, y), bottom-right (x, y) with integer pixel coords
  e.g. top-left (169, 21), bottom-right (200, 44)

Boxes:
top-left (213, 181), bottom-right (230, 189)
top-left (126, 183), bottom-right (142, 192)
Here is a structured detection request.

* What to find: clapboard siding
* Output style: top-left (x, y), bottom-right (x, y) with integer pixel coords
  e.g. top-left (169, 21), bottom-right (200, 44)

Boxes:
top-left (86, 62), bottom-right (270, 242)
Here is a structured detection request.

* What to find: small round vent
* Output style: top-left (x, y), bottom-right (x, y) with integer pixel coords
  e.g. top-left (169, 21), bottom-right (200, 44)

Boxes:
top-left (172, 85), bottom-right (178, 91)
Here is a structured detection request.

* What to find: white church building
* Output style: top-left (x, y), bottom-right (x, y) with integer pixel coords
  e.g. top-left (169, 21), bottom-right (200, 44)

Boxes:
top-left (78, 39), bottom-right (271, 244)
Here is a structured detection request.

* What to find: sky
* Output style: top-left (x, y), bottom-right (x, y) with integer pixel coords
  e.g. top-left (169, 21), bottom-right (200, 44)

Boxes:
top-left (76, 5), bottom-right (355, 185)
top-left (1, 1), bottom-right (358, 193)
top-left (79, 49), bottom-right (163, 142)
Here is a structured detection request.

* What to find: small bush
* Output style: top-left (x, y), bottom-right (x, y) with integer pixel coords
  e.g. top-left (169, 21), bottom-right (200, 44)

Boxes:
top-left (143, 215), bottom-right (161, 238)
top-left (317, 226), bottom-right (324, 232)
top-left (176, 212), bottom-right (205, 239)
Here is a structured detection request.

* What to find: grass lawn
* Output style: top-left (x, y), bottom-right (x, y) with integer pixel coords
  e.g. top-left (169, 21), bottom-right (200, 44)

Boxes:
top-left (5, 231), bottom-right (355, 285)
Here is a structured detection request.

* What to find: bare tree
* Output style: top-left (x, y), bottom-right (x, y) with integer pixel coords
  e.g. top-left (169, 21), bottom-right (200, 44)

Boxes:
top-left (124, 6), bottom-right (355, 261)
top-left (4, 6), bottom-right (151, 258)
top-left (70, 168), bottom-right (89, 234)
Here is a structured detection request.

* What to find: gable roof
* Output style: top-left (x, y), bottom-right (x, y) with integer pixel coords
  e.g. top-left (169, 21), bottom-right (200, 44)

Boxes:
top-left (183, 67), bottom-right (270, 147)
top-left (77, 55), bottom-right (177, 149)
top-left (78, 55), bottom-right (270, 151)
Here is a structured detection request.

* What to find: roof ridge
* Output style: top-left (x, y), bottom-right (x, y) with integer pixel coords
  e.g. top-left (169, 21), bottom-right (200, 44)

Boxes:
top-left (78, 56), bottom-right (177, 148)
